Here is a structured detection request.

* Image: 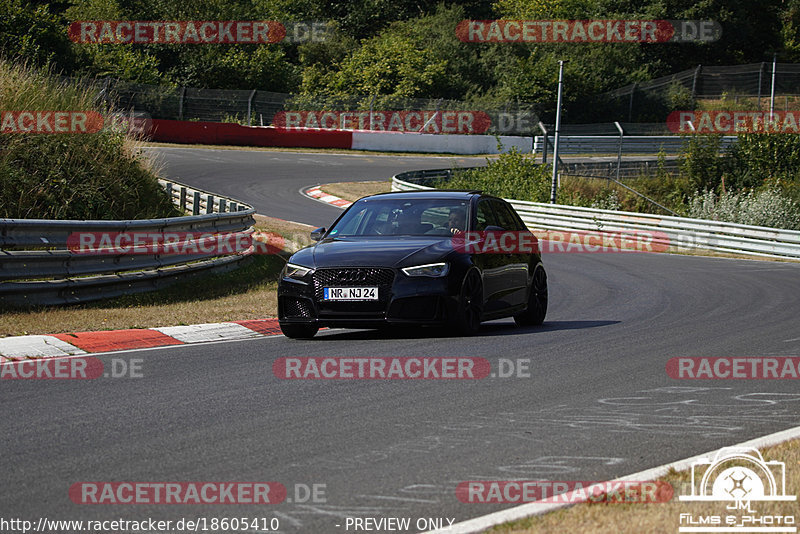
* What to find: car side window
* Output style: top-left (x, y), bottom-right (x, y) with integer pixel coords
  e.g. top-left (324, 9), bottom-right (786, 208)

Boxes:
top-left (475, 199), bottom-right (500, 231)
top-left (492, 200), bottom-right (523, 231)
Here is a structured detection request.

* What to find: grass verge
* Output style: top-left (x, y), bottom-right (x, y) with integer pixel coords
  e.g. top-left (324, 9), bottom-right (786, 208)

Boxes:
top-left (487, 438), bottom-right (800, 534)
top-left (318, 180), bottom-right (391, 202)
top-left (0, 215), bottom-right (313, 337)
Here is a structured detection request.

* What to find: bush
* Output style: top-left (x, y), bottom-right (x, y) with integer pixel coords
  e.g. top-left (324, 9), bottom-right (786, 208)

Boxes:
top-left (680, 134), bottom-right (725, 192)
top-left (686, 187), bottom-right (800, 230)
top-left (435, 146), bottom-right (551, 202)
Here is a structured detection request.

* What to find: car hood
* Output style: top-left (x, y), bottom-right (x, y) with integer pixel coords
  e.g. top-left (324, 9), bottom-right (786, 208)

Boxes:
top-left (290, 237), bottom-right (455, 269)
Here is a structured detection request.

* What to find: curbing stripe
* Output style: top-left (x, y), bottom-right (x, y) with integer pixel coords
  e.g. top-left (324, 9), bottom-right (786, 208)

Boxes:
top-left (53, 329), bottom-right (184, 353)
top-left (153, 322), bottom-right (262, 344)
top-left (0, 319), bottom-right (285, 362)
top-left (428, 424), bottom-right (800, 534)
top-left (302, 185), bottom-right (353, 209)
top-left (233, 318), bottom-right (284, 336)
top-left (0, 335), bottom-right (87, 360)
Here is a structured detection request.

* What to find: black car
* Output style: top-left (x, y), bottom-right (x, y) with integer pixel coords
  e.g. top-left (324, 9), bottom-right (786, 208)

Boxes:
top-left (278, 190), bottom-right (547, 339)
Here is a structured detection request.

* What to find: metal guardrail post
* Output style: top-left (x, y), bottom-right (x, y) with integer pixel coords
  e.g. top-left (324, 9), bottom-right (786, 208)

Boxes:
top-left (179, 187), bottom-right (187, 212)
top-left (192, 191), bottom-right (201, 215)
top-left (206, 194), bottom-right (214, 214)
top-left (220, 199), bottom-right (227, 212)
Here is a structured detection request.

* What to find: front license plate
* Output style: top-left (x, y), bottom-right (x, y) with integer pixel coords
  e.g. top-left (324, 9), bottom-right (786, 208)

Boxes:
top-left (323, 287), bottom-right (378, 301)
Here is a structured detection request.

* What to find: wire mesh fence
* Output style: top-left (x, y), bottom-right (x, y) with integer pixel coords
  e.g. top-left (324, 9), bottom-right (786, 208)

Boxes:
top-left (578, 62), bottom-right (800, 122)
top-left (61, 62), bottom-right (800, 134)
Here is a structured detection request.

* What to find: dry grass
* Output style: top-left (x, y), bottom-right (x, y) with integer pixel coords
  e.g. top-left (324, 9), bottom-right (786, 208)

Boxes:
top-left (488, 439), bottom-right (800, 534)
top-left (318, 180), bottom-right (391, 202)
top-left (0, 215), bottom-right (314, 337)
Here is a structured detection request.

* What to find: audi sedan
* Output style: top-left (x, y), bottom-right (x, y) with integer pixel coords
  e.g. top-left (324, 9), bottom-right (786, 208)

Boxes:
top-left (278, 190), bottom-right (547, 339)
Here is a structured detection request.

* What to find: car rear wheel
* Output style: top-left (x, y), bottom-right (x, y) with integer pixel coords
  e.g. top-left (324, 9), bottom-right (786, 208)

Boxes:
top-left (515, 264), bottom-right (547, 327)
top-left (452, 269), bottom-right (483, 336)
top-left (280, 323), bottom-right (319, 339)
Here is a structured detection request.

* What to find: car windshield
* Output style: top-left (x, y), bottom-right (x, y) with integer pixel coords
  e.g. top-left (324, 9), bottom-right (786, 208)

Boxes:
top-left (327, 198), bottom-right (470, 237)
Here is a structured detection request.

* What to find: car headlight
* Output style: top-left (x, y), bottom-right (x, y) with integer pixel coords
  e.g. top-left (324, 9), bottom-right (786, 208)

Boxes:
top-left (401, 262), bottom-right (449, 277)
top-left (284, 262), bottom-right (314, 279)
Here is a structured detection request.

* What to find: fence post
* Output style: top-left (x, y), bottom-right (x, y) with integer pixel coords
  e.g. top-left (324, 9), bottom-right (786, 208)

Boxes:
top-left (691, 65), bottom-right (702, 102)
top-left (193, 192), bottom-right (201, 215)
top-left (220, 198), bottom-right (227, 213)
top-left (538, 122), bottom-right (548, 163)
top-left (614, 122), bottom-right (624, 183)
top-left (178, 87), bottom-right (186, 120)
top-left (247, 89), bottom-right (256, 125)
top-left (628, 82), bottom-right (637, 122)
top-left (179, 187), bottom-right (187, 213)
top-left (206, 194), bottom-right (214, 214)
top-left (758, 62), bottom-right (764, 109)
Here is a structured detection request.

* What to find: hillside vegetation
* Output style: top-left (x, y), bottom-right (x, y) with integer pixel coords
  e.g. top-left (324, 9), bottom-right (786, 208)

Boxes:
top-left (0, 59), bottom-right (178, 219)
top-left (4, 0), bottom-right (800, 119)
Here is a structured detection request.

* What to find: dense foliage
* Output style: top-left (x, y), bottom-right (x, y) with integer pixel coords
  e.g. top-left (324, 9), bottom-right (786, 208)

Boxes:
top-left (4, 0), bottom-right (800, 115)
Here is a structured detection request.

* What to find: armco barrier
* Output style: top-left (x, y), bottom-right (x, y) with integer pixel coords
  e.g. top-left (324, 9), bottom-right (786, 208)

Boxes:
top-left (148, 119), bottom-right (353, 149)
top-left (533, 135), bottom-right (738, 155)
top-left (147, 119), bottom-right (531, 154)
top-left (351, 130), bottom-right (532, 154)
top-left (392, 170), bottom-right (800, 260)
top-left (0, 179), bottom-right (256, 306)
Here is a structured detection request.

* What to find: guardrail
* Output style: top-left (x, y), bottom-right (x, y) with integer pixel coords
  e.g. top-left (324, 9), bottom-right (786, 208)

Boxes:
top-left (0, 179), bottom-right (256, 306)
top-left (392, 169), bottom-right (800, 260)
top-left (533, 135), bottom-right (738, 155)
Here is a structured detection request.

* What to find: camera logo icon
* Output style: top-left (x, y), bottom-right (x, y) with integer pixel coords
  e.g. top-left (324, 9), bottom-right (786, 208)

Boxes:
top-left (679, 446), bottom-right (796, 502)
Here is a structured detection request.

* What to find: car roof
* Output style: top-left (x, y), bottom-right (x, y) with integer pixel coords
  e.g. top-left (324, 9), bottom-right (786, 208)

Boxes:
top-left (359, 190), bottom-right (483, 202)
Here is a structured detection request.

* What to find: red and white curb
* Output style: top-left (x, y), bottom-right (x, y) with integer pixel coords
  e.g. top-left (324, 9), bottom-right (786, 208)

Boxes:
top-left (303, 185), bottom-right (353, 209)
top-left (0, 318), bottom-right (283, 362)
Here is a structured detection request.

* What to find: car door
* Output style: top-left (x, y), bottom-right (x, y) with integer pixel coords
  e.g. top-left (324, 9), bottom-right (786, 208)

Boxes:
top-left (489, 199), bottom-right (531, 308)
top-left (471, 198), bottom-right (510, 314)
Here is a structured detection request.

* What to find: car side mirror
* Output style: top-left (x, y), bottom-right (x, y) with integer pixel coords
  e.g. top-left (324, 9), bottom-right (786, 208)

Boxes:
top-left (310, 227), bottom-right (327, 241)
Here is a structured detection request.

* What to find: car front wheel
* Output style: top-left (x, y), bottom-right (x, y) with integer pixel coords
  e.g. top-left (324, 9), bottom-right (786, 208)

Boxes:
top-left (451, 269), bottom-right (484, 336)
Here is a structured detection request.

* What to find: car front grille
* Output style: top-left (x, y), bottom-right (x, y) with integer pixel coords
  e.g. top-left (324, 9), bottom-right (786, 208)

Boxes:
top-left (313, 268), bottom-right (395, 314)
top-left (282, 297), bottom-right (314, 318)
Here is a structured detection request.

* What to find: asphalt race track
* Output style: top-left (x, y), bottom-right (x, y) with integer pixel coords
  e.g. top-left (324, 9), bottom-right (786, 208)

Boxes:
top-left (3, 147), bottom-right (800, 533)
